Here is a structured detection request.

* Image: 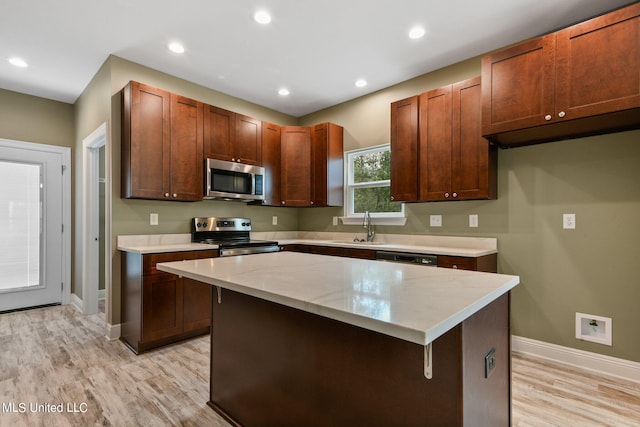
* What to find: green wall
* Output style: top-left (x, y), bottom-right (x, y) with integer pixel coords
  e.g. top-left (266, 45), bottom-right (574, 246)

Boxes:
top-left (73, 60), bottom-right (112, 301)
top-left (297, 58), bottom-right (640, 362)
top-left (0, 89), bottom-right (74, 147)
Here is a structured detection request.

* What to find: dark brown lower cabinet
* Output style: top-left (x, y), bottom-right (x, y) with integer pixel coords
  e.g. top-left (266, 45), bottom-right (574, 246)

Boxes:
top-left (279, 244), bottom-right (377, 260)
top-left (281, 245), bottom-right (497, 272)
top-left (121, 250), bottom-right (218, 353)
top-left (439, 253), bottom-right (497, 273)
top-left (208, 288), bottom-right (511, 426)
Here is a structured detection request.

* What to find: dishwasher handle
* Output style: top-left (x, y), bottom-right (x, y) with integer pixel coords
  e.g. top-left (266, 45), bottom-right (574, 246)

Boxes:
top-left (376, 251), bottom-right (437, 266)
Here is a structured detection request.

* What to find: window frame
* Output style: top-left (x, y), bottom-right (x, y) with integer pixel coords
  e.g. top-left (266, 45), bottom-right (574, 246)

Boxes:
top-left (341, 144), bottom-right (406, 226)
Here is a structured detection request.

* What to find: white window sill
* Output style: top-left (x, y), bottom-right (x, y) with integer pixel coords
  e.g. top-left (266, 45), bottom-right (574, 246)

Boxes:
top-left (339, 216), bottom-right (407, 226)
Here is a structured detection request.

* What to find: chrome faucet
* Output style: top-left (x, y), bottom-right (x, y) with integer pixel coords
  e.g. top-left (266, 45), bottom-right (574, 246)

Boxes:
top-left (363, 211), bottom-right (375, 242)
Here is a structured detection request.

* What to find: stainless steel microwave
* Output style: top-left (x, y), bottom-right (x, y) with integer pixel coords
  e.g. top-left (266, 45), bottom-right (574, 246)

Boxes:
top-left (205, 158), bottom-right (265, 201)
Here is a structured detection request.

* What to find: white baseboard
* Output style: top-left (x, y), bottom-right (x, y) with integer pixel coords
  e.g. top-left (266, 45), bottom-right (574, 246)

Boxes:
top-left (106, 323), bottom-right (121, 341)
top-left (72, 292), bottom-right (119, 340)
top-left (512, 335), bottom-right (640, 384)
top-left (70, 293), bottom-right (83, 312)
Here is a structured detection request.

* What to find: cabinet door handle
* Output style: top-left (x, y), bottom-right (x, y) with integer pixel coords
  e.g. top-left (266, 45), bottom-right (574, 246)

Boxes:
top-left (231, 158), bottom-right (236, 162)
top-left (452, 265), bottom-right (458, 269)
top-left (390, 196), bottom-right (394, 201)
top-left (545, 114), bottom-right (552, 121)
top-left (453, 192), bottom-right (458, 198)
top-left (310, 201), bottom-right (314, 205)
top-left (172, 193), bottom-right (177, 198)
top-left (558, 111), bottom-right (566, 118)
top-left (445, 192), bottom-right (450, 198)
top-left (281, 201), bottom-right (285, 205)
top-left (164, 193), bottom-right (170, 198)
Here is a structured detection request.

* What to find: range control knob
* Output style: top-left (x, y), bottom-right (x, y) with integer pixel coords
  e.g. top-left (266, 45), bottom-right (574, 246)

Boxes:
top-left (202, 222), bottom-right (208, 228)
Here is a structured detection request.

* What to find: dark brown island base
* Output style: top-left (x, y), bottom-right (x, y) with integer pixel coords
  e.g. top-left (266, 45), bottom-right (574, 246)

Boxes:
top-left (157, 252), bottom-right (519, 426)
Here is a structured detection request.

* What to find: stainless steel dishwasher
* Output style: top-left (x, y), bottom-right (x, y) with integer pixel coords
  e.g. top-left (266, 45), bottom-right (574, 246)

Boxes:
top-left (375, 251), bottom-right (437, 266)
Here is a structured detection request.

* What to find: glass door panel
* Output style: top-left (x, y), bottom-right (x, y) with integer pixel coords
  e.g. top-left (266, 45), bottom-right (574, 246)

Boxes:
top-left (0, 161), bottom-right (42, 291)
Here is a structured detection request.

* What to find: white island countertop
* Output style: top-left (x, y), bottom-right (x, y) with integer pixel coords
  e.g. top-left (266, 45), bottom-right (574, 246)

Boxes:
top-left (157, 252), bottom-right (519, 346)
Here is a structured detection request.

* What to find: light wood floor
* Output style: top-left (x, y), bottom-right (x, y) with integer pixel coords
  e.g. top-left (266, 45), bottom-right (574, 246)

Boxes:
top-left (1, 305), bottom-right (639, 426)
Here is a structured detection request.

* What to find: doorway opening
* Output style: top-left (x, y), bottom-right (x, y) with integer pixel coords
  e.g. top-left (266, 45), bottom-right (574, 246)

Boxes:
top-left (82, 123), bottom-right (110, 322)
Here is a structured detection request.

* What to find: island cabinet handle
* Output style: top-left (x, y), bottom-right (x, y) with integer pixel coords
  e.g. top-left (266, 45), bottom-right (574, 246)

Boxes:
top-left (545, 114), bottom-right (552, 121)
top-left (424, 343), bottom-right (433, 379)
top-left (216, 286), bottom-right (222, 304)
top-left (558, 111), bottom-right (566, 118)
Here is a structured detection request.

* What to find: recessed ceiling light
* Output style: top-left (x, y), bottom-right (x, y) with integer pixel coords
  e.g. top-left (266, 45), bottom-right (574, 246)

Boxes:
top-left (355, 79), bottom-right (367, 88)
top-left (278, 88), bottom-right (290, 96)
top-left (254, 10), bottom-right (272, 25)
top-left (8, 57), bottom-right (28, 68)
top-left (408, 26), bottom-right (426, 40)
top-left (167, 42), bottom-right (185, 54)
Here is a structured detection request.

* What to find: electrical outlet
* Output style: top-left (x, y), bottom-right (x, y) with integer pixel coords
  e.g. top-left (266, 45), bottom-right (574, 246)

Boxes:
top-left (272, 216), bottom-right (278, 226)
top-left (333, 216), bottom-right (338, 226)
top-left (150, 213), bottom-right (158, 225)
top-left (563, 213), bottom-right (576, 229)
top-left (430, 215), bottom-right (442, 227)
top-left (469, 214), bottom-right (479, 228)
top-left (484, 348), bottom-right (496, 378)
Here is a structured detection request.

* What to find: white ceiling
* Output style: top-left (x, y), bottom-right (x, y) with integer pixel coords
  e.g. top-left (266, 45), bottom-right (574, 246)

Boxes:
top-left (0, 0), bottom-right (635, 117)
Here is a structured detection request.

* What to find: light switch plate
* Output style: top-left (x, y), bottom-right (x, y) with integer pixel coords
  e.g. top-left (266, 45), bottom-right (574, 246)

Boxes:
top-left (272, 216), bottom-right (278, 226)
top-left (469, 214), bottom-right (479, 228)
top-left (150, 213), bottom-right (158, 225)
top-left (332, 216), bottom-right (338, 226)
top-left (430, 215), bottom-right (442, 227)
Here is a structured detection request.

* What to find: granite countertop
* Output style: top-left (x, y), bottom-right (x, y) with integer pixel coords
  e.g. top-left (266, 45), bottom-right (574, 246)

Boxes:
top-left (117, 232), bottom-right (497, 257)
top-left (157, 252), bottom-right (519, 346)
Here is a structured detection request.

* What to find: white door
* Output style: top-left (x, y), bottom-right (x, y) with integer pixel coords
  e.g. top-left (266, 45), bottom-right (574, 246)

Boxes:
top-left (0, 142), bottom-right (64, 311)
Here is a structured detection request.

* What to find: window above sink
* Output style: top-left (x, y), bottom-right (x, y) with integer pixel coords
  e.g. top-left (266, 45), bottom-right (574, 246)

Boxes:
top-left (342, 144), bottom-right (406, 226)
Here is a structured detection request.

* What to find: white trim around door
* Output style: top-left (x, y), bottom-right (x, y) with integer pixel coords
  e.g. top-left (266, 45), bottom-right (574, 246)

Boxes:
top-left (81, 122), bottom-right (110, 316)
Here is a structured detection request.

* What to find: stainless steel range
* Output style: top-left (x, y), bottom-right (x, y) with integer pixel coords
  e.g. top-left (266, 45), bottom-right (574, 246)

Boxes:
top-left (191, 217), bottom-right (279, 257)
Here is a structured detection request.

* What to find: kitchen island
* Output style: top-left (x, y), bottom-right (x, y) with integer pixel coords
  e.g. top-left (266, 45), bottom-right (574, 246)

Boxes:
top-left (158, 251), bottom-right (519, 426)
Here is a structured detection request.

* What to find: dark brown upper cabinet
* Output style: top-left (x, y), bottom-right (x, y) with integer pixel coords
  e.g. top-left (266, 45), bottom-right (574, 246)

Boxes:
top-left (259, 121), bottom-right (282, 206)
top-left (310, 122), bottom-right (344, 207)
top-left (279, 124), bottom-right (344, 207)
top-left (391, 77), bottom-right (496, 203)
top-left (482, 2), bottom-right (640, 147)
top-left (280, 126), bottom-right (311, 206)
top-left (203, 105), bottom-right (262, 166)
top-left (390, 96), bottom-right (419, 203)
top-left (122, 81), bottom-right (203, 201)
